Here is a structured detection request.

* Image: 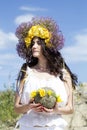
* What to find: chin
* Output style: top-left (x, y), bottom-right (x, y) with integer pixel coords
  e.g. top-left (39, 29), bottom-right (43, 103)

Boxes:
top-left (32, 53), bottom-right (40, 58)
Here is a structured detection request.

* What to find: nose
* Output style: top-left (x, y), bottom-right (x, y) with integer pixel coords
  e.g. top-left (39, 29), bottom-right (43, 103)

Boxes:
top-left (32, 42), bottom-right (38, 48)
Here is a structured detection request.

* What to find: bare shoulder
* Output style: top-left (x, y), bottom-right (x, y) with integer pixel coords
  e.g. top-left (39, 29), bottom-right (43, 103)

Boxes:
top-left (62, 68), bottom-right (73, 91)
top-left (62, 68), bottom-right (71, 79)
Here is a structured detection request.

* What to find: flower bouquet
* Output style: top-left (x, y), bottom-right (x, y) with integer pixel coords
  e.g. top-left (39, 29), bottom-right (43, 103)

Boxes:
top-left (30, 87), bottom-right (62, 109)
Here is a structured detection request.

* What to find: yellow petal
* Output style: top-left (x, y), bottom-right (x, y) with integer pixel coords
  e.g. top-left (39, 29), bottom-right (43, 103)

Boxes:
top-left (56, 95), bottom-right (62, 102)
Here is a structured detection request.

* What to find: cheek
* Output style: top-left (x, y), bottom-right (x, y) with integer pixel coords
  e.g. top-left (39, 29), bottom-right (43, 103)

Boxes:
top-left (39, 46), bottom-right (42, 50)
top-left (39, 46), bottom-right (43, 53)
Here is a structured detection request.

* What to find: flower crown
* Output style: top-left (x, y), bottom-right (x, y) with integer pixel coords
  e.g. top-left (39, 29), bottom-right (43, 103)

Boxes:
top-left (15, 17), bottom-right (64, 60)
top-left (24, 25), bottom-right (51, 48)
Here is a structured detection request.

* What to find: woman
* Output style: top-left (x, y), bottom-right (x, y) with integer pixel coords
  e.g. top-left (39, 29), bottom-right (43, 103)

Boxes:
top-left (14, 17), bottom-right (78, 130)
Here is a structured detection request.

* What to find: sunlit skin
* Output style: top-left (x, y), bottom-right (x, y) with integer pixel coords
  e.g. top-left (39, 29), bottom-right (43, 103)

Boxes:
top-left (31, 38), bottom-right (43, 58)
top-left (31, 37), bottom-right (48, 70)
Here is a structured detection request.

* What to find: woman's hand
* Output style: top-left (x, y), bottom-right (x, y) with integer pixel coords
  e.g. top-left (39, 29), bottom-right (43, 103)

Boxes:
top-left (41, 103), bottom-right (59, 114)
top-left (29, 99), bottom-right (44, 112)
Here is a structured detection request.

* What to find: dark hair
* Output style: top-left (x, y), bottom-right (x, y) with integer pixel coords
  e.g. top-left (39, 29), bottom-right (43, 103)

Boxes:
top-left (17, 37), bottom-right (78, 89)
top-left (17, 63), bottom-right (27, 81)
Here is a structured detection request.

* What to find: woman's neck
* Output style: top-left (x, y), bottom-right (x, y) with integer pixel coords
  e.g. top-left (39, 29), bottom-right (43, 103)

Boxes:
top-left (36, 57), bottom-right (48, 71)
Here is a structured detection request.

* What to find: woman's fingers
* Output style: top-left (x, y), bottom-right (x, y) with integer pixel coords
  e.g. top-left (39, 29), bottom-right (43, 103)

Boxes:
top-left (43, 107), bottom-right (53, 113)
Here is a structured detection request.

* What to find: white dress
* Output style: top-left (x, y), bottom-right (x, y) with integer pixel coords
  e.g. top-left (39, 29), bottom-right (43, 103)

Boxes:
top-left (15, 67), bottom-right (68, 130)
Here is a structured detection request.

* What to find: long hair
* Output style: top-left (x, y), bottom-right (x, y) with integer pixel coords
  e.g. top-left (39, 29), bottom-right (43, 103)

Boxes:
top-left (17, 37), bottom-right (78, 89)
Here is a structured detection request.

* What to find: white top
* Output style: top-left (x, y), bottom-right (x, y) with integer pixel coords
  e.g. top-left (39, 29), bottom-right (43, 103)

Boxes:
top-left (18, 66), bottom-right (68, 128)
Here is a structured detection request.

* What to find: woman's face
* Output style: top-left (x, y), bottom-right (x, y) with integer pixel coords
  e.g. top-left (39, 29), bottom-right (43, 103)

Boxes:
top-left (31, 37), bottom-right (43, 58)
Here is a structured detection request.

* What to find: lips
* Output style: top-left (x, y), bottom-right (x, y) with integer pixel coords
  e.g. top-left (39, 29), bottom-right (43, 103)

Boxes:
top-left (32, 50), bottom-right (39, 53)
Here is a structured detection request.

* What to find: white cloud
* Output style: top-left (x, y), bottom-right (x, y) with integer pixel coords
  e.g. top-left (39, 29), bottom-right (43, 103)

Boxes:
top-left (0, 53), bottom-right (23, 79)
top-left (0, 53), bottom-right (16, 64)
top-left (15, 14), bottom-right (34, 25)
top-left (62, 32), bottom-right (87, 63)
top-left (0, 30), bottom-right (17, 49)
top-left (0, 28), bottom-right (23, 74)
top-left (0, 53), bottom-right (24, 67)
top-left (20, 6), bottom-right (47, 11)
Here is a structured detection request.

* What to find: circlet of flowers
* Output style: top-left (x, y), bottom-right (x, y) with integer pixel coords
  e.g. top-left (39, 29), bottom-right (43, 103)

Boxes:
top-left (30, 87), bottom-right (62, 109)
top-left (24, 25), bottom-right (51, 48)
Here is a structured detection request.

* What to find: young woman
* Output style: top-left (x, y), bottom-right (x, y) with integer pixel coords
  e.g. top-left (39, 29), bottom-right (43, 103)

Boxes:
top-left (14, 17), bottom-right (78, 130)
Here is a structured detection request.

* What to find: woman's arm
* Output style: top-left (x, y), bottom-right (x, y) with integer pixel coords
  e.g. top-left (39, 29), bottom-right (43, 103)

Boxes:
top-left (14, 79), bottom-right (43, 114)
top-left (14, 79), bottom-right (30, 114)
top-left (55, 69), bottom-right (74, 114)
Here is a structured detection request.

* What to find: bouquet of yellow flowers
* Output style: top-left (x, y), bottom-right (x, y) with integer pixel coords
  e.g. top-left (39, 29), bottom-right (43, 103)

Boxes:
top-left (30, 87), bottom-right (62, 109)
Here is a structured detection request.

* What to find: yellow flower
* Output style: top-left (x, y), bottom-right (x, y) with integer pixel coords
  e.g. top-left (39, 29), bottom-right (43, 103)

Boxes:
top-left (47, 90), bottom-right (52, 96)
top-left (30, 91), bottom-right (37, 98)
top-left (56, 95), bottom-right (62, 102)
top-left (24, 25), bottom-right (51, 48)
top-left (38, 88), bottom-right (46, 97)
top-left (24, 37), bottom-right (31, 47)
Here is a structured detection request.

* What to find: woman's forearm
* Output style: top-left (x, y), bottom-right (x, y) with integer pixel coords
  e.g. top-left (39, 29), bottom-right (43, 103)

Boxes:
top-left (14, 103), bottom-right (30, 114)
top-left (57, 105), bottom-right (74, 115)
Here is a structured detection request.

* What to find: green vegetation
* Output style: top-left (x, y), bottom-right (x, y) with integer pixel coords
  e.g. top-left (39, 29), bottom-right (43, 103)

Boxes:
top-left (0, 89), bottom-right (19, 127)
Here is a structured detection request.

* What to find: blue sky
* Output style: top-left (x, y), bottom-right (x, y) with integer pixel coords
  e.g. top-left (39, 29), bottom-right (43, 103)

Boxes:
top-left (0, 0), bottom-right (87, 90)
